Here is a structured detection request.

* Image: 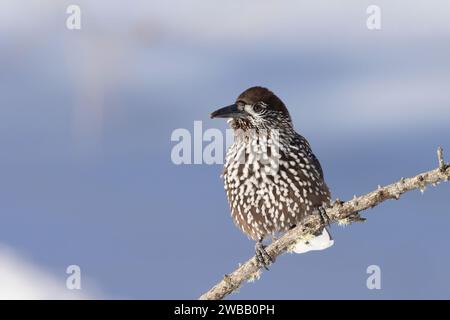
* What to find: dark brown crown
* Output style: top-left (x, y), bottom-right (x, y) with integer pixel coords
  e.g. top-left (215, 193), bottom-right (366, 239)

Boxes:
top-left (236, 86), bottom-right (290, 117)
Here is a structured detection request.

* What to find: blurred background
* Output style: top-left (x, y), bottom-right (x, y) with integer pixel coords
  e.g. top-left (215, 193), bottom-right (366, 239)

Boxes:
top-left (0, 0), bottom-right (449, 299)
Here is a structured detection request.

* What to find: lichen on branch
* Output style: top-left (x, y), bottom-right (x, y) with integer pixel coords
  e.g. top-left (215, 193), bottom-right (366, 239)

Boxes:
top-left (199, 147), bottom-right (450, 300)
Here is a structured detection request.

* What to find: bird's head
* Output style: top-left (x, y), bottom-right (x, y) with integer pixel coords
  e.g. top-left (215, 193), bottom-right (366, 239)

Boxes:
top-left (210, 86), bottom-right (292, 131)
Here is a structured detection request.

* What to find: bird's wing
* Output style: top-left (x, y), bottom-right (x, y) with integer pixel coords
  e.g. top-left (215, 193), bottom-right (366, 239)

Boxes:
top-left (293, 133), bottom-right (324, 179)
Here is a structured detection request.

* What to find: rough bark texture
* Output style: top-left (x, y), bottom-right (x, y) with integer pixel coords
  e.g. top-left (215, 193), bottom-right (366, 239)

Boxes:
top-left (199, 147), bottom-right (450, 300)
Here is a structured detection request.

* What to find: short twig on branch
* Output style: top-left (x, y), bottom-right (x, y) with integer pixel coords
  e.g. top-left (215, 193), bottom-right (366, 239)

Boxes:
top-left (199, 147), bottom-right (450, 300)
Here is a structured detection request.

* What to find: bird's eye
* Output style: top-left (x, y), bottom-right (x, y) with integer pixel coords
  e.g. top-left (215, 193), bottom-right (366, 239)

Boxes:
top-left (253, 104), bottom-right (263, 113)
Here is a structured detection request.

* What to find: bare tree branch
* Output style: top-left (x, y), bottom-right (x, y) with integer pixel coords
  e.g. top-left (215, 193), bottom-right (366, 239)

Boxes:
top-left (199, 147), bottom-right (450, 300)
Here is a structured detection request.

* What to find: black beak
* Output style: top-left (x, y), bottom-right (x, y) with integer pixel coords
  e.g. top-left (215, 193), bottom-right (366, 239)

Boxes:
top-left (210, 104), bottom-right (244, 119)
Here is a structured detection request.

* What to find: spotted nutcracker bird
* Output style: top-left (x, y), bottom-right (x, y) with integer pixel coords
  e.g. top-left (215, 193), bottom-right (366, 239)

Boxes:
top-left (210, 86), bottom-right (333, 268)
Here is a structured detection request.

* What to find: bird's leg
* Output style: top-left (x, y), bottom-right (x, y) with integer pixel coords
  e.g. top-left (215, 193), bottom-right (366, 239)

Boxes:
top-left (255, 238), bottom-right (273, 270)
top-left (316, 206), bottom-right (331, 226)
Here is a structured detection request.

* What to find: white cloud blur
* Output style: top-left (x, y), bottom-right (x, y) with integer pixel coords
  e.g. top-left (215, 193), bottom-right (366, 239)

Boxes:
top-left (292, 73), bottom-right (450, 134)
top-left (2, 1), bottom-right (450, 42)
top-left (0, 245), bottom-right (90, 299)
top-left (1, 0), bottom-right (449, 135)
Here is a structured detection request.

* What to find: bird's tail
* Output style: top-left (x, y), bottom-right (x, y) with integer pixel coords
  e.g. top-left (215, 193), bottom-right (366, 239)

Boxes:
top-left (292, 227), bottom-right (334, 254)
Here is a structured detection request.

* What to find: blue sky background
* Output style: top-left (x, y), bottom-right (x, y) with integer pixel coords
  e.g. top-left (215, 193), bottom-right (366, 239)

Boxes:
top-left (0, 0), bottom-right (449, 299)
